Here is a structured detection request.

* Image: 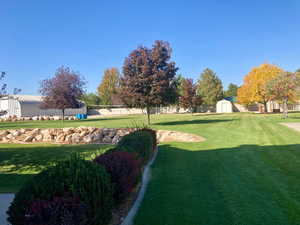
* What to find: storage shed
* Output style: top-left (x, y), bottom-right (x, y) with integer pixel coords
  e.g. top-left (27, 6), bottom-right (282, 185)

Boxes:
top-left (0, 95), bottom-right (87, 118)
top-left (216, 99), bottom-right (233, 113)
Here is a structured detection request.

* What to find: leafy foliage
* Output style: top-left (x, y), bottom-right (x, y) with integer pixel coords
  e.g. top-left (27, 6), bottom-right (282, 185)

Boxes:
top-left (117, 130), bottom-right (155, 162)
top-left (197, 68), bottom-right (223, 105)
top-left (266, 72), bottom-right (300, 118)
top-left (179, 78), bottom-right (202, 112)
top-left (39, 66), bottom-right (86, 119)
top-left (97, 68), bottom-right (120, 105)
top-left (7, 155), bottom-right (113, 225)
top-left (80, 93), bottom-right (101, 106)
top-left (94, 151), bottom-right (141, 203)
top-left (224, 83), bottom-right (239, 97)
top-left (237, 63), bottom-right (283, 112)
top-left (24, 194), bottom-right (88, 225)
top-left (121, 40), bottom-right (178, 124)
top-left (139, 128), bottom-right (157, 150)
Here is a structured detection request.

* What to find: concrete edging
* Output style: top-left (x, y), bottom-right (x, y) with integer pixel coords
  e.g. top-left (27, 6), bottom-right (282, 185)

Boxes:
top-left (120, 147), bottom-right (158, 225)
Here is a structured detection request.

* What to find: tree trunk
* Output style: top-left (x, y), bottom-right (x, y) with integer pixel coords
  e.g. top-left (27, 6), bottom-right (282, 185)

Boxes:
top-left (62, 109), bottom-right (65, 122)
top-left (283, 98), bottom-right (288, 119)
top-left (146, 106), bottom-right (151, 125)
top-left (263, 102), bottom-right (268, 113)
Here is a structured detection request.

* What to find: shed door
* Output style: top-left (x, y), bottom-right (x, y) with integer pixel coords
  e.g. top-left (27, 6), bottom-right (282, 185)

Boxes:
top-left (221, 102), bottom-right (228, 113)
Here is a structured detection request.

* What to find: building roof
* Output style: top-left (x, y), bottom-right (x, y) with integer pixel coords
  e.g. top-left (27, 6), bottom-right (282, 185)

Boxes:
top-left (10, 95), bottom-right (43, 103)
top-left (224, 96), bottom-right (237, 103)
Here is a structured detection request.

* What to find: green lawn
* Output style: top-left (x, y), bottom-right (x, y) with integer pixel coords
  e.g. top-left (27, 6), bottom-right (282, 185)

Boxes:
top-left (1, 113), bottom-right (300, 224)
top-left (0, 143), bottom-right (112, 193)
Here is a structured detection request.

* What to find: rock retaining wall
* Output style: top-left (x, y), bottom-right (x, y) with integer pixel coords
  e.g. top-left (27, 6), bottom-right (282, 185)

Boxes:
top-left (0, 115), bottom-right (77, 122)
top-left (0, 127), bottom-right (205, 145)
top-left (0, 127), bottom-right (132, 145)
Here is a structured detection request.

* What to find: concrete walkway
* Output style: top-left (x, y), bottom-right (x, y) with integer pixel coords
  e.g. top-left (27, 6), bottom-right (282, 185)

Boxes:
top-left (121, 148), bottom-right (158, 225)
top-left (281, 122), bottom-right (300, 132)
top-left (0, 194), bottom-right (14, 225)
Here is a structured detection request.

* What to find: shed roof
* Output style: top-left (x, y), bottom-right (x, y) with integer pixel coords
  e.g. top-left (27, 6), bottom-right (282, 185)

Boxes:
top-left (10, 95), bottom-right (43, 103)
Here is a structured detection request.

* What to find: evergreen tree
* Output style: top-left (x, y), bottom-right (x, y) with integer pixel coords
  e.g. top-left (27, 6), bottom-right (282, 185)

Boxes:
top-left (197, 68), bottom-right (223, 105)
top-left (224, 83), bottom-right (239, 97)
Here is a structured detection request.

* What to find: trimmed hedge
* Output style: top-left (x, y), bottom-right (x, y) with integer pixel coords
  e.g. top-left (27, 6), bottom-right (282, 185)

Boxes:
top-left (7, 155), bottom-right (113, 225)
top-left (94, 151), bottom-right (141, 204)
top-left (117, 129), bottom-right (156, 162)
top-left (7, 128), bottom-right (157, 225)
top-left (23, 194), bottom-right (88, 225)
top-left (139, 128), bottom-right (157, 150)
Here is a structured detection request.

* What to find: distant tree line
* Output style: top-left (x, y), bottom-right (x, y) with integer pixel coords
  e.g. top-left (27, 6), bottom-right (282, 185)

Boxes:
top-left (9, 39), bottom-right (298, 124)
top-left (33, 40), bottom-right (239, 124)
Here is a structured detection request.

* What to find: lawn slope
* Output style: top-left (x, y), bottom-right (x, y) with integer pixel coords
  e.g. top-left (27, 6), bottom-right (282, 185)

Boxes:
top-left (134, 113), bottom-right (300, 225)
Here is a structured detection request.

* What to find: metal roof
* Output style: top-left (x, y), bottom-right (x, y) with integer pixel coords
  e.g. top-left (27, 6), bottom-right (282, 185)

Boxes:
top-left (9, 95), bottom-right (43, 103)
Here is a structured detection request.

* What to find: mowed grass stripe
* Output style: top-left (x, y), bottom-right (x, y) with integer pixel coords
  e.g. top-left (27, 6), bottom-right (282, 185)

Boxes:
top-left (134, 113), bottom-right (300, 225)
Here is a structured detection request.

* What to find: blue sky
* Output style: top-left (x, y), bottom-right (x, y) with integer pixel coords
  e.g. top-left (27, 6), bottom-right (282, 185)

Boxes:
top-left (1, 0), bottom-right (300, 95)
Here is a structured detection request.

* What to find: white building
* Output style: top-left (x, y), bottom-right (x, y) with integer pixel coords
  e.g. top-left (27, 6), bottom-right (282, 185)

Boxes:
top-left (216, 99), bottom-right (233, 113)
top-left (0, 95), bottom-right (86, 118)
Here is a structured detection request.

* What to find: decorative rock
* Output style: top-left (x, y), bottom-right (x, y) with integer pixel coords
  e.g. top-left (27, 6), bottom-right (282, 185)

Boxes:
top-left (56, 133), bottom-right (65, 142)
top-left (102, 135), bottom-right (112, 143)
top-left (35, 134), bottom-right (43, 142)
top-left (31, 128), bottom-right (40, 136)
top-left (83, 135), bottom-right (93, 143)
top-left (65, 135), bottom-right (72, 144)
top-left (43, 133), bottom-right (53, 142)
top-left (71, 133), bottom-right (81, 143)
top-left (0, 130), bottom-right (9, 137)
top-left (62, 128), bottom-right (74, 135)
top-left (24, 135), bottom-right (34, 142)
top-left (6, 134), bottom-right (13, 139)
top-left (112, 135), bottom-right (121, 144)
top-left (12, 130), bottom-right (21, 137)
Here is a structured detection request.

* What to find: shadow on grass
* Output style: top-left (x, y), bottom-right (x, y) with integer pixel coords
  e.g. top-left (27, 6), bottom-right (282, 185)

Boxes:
top-left (139, 143), bottom-right (300, 225)
top-left (0, 144), bottom-right (112, 192)
top-left (155, 119), bottom-right (232, 126)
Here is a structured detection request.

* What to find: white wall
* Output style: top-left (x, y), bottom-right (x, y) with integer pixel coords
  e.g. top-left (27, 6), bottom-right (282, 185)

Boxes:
top-left (216, 100), bottom-right (233, 113)
top-left (19, 102), bottom-right (87, 117)
top-left (0, 99), bottom-right (8, 111)
top-left (88, 106), bottom-right (190, 116)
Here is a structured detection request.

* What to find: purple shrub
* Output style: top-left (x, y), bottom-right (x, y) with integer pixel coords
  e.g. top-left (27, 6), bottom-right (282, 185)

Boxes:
top-left (24, 194), bottom-right (88, 225)
top-left (94, 151), bottom-right (141, 203)
top-left (24, 196), bottom-right (87, 225)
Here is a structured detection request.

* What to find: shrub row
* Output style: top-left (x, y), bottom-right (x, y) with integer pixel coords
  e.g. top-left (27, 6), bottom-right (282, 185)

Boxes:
top-left (8, 155), bottom-right (113, 225)
top-left (116, 129), bottom-right (156, 162)
top-left (7, 128), bottom-right (157, 225)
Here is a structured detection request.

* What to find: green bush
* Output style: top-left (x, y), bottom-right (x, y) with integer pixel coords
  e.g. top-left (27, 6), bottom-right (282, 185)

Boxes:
top-left (7, 155), bottom-right (113, 225)
top-left (117, 129), bottom-right (156, 162)
top-left (139, 128), bottom-right (157, 150)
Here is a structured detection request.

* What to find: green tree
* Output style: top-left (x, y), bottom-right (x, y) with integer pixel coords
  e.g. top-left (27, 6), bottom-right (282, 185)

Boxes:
top-left (197, 68), bottom-right (223, 105)
top-left (80, 93), bottom-right (101, 106)
top-left (266, 72), bottom-right (300, 118)
top-left (224, 83), bottom-right (239, 97)
top-left (97, 68), bottom-right (120, 105)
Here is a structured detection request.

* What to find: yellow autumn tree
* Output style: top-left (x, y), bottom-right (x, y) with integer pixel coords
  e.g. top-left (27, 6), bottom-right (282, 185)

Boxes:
top-left (97, 68), bottom-right (120, 105)
top-left (237, 63), bottom-right (283, 112)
